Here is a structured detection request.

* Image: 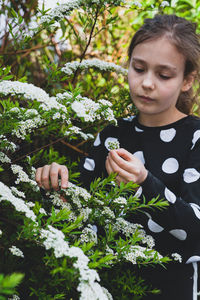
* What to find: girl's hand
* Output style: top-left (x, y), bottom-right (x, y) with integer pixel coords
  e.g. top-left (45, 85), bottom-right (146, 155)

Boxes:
top-left (35, 162), bottom-right (69, 191)
top-left (105, 148), bottom-right (148, 185)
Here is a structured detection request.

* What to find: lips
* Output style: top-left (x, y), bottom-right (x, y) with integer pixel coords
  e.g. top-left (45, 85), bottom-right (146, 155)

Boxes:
top-left (139, 95), bottom-right (155, 102)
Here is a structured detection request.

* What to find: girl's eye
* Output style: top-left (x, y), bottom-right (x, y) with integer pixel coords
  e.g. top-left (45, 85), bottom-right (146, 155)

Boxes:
top-left (159, 74), bottom-right (171, 80)
top-left (134, 66), bottom-right (144, 73)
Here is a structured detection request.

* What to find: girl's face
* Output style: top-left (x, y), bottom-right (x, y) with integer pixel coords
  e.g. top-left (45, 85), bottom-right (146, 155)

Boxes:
top-left (128, 36), bottom-right (192, 125)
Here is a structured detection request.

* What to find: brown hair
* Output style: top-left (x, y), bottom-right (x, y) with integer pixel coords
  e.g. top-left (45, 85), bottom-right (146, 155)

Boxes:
top-left (128, 14), bottom-right (200, 115)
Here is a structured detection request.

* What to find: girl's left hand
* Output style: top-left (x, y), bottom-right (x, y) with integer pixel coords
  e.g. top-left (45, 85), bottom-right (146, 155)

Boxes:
top-left (105, 148), bottom-right (148, 185)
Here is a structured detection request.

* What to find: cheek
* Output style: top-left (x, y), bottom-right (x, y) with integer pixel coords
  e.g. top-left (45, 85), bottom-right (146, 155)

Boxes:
top-left (128, 72), bottom-right (138, 90)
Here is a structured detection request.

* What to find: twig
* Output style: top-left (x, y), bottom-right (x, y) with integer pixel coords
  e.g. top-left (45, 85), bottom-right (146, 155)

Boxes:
top-left (60, 140), bottom-right (88, 156)
top-left (72, 6), bottom-right (100, 84)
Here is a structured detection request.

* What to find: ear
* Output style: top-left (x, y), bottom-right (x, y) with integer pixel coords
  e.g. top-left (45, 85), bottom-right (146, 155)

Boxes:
top-left (181, 71), bottom-right (196, 92)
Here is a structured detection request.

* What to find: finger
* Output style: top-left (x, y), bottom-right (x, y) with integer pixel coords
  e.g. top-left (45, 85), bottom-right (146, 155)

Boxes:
top-left (35, 167), bottom-right (43, 187)
top-left (41, 165), bottom-right (51, 190)
top-left (59, 166), bottom-right (69, 189)
top-left (115, 148), bottom-right (133, 161)
top-left (105, 156), bottom-right (114, 175)
top-left (107, 155), bottom-right (134, 182)
top-left (109, 150), bottom-right (141, 175)
top-left (49, 163), bottom-right (60, 190)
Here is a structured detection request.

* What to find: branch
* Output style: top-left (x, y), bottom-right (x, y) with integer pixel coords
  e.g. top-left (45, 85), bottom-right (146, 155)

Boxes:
top-left (72, 6), bottom-right (100, 84)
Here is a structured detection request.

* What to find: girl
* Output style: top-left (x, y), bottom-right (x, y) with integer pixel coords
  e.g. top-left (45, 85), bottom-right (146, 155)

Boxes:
top-left (36, 14), bottom-right (200, 299)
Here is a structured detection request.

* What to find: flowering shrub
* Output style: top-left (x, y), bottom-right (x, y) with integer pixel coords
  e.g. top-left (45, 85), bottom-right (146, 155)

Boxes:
top-left (0, 0), bottom-right (199, 299)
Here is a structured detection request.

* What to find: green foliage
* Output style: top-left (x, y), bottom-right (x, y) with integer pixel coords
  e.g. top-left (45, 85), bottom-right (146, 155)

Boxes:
top-left (0, 273), bottom-right (24, 299)
top-left (0, 0), bottom-right (199, 299)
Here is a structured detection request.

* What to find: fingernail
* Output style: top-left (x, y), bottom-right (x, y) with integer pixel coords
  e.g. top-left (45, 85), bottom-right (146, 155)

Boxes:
top-left (62, 183), bottom-right (68, 188)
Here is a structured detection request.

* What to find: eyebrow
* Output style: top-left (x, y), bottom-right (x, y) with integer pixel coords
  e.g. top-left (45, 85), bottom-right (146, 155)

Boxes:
top-left (131, 57), bottom-right (177, 72)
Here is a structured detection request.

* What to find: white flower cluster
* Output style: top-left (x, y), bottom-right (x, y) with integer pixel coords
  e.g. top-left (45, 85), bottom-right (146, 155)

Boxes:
top-left (13, 116), bottom-right (46, 140)
top-left (171, 253), bottom-right (182, 263)
top-left (80, 224), bottom-right (98, 244)
top-left (11, 187), bottom-right (26, 199)
top-left (40, 225), bottom-right (112, 300)
top-left (80, 207), bottom-right (92, 222)
top-left (0, 151), bottom-right (11, 163)
top-left (124, 245), bottom-right (162, 265)
top-left (71, 97), bottom-right (116, 124)
top-left (0, 182), bottom-right (37, 222)
top-left (160, 1), bottom-right (170, 7)
top-left (102, 207), bottom-right (115, 219)
top-left (0, 81), bottom-right (69, 115)
top-left (0, 135), bottom-right (17, 152)
top-left (11, 164), bottom-right (38, 189)
top-left (132, 1), bottom-right (142, 8)
top-left (112, 218), bottom-right (155, 249)
top-left (113, 196), bottom-right (127, 205)
top-left (40, 0), bottom-right (82, 24)
top-left (64, 125), bottom-right (94, 141)
top-left (9, 245), bottom-right (24, 258)
top-left (61, 59), bottom-right (128, 76)
top-left (0, 80), bottom-right (50, 103)
top-left (0, 229), bottom-right (2, 236)
top-left (8, 295), bottom-right (20, 300)
top-left (107, 139), bottom-right (120, 151)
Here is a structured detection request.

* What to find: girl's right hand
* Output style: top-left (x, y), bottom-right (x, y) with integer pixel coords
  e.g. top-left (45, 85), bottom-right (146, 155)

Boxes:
top-left (35, 162), bottom-right (69, 191)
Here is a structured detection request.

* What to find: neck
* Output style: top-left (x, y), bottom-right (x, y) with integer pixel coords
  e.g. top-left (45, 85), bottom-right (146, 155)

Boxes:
top-left (138, 110), bottom-right (188, 127)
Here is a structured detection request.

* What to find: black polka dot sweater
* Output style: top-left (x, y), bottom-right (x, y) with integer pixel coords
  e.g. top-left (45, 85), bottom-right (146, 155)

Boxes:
top-left (79, 114), bottom-right (200, 264)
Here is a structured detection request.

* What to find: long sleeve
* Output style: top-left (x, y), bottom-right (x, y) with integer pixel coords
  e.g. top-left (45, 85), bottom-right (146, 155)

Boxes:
top-left (140, 137), bottom-right (200, 263)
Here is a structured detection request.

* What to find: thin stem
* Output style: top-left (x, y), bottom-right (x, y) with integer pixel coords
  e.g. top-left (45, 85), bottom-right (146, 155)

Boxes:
top-left (72, 6), bottom-right (100, 84)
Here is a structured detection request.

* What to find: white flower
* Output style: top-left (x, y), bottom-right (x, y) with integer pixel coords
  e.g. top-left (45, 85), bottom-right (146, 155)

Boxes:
top-left (80, 224), bottom-right (97, 244)
top-left (124, 245), bottom-right (162, 265)
top-left (0, 182), bottom-right (37, 222)
top-left (11, 187), bottom-right (25, 199)
top-left (39, 224), bottom-right (112, 299)
top-left (9, 246), bottom-right (24, 258)
top-left (160, 1), bottom-right (170, 7)
top-left (40, 0), bottom-right (81, 24)
top-left (0, 229), bottom-right (2, 236)
top-left (62, 59), bottom-right (128, 76)
top-left (132, 1), bottom-right (142, 8)
top-left (107, 139), bottom-right (120, 151)
top-left (8, 295), bottom-right (20, 300)
top-left (113, 196), bottom-right (127, 205)
top-left (11, 164), bottom-right (38, 187)
top-left (172, 253), bottom-right (182, 263)
top-left (39, 208), bottom-right (47, 215)
top-left (0, 151), bottom-right (11, 163)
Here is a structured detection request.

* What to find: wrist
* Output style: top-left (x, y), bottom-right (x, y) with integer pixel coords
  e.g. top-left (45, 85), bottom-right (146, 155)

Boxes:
top-left (138, 169), bottom-right (148, 184)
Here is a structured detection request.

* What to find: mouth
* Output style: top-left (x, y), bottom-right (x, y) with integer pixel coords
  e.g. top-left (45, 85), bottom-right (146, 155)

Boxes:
top-left (138, 95), bottom-right (155, 102)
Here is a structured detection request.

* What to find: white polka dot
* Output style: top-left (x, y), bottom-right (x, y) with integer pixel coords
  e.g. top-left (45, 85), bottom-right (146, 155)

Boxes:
top-left (164, 188), bottom-right (176, 204)
top-left (83, 158), bottom-right (95, 171)
top-left (191, 130), bottom-right (200, 149)
top-left (186, 256), bottom-right (200, 264)
top-left (162, 158), bottom-right (179, 174)
top-left (93, 133), bottom-right (101, 146)
top-left (148, 219), bottom-right (164, 233)
top-left (190, 203), bottom-right (200, 219)
top-left (133, 151), bottom-right (145, 164)
top-left (144, 212), bottom-right (151, 219)
top-left (183, 168), bottom-right (200, 183)
top-left (160, 128), bottom-right (176, 142)
top-left (104, 137), bottom-right (119, 151)
top-left (169, 229), bottom-right (187, 240)
top-left (123, 116), bottom-right (135, 122)
top-left (134, 186), bottom-right (143, 198)
top-left (135, 126), bottom-right (144, 132)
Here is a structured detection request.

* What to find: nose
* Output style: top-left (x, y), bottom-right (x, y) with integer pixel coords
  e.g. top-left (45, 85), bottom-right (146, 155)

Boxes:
top-left (142, 74), bottom-right (155, 90)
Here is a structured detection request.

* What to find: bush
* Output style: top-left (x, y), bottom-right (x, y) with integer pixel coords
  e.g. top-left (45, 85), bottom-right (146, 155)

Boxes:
top-left (0, 0), bottom-right (199, 299)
